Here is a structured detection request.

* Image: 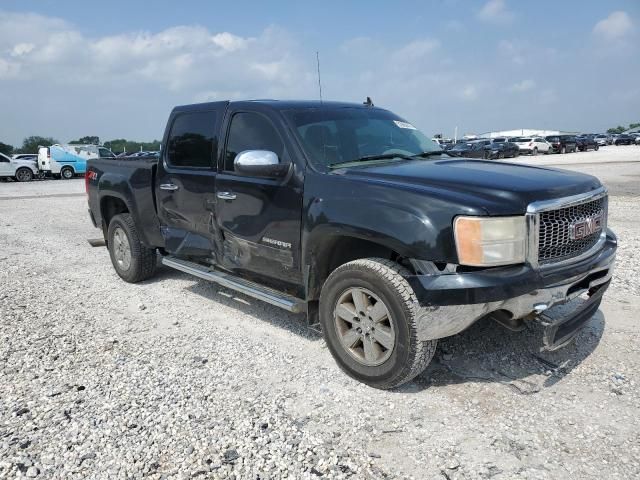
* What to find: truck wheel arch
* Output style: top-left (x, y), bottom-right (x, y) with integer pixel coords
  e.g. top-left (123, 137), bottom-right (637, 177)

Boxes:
top-left (100, 195), bottom-right (130, 243)
top-left (305, 235), bottom-right (407, 301)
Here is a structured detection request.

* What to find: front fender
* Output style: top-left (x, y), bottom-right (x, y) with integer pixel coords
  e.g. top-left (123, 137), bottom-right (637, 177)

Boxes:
top-left (305, 196), bottom-right (446, 261)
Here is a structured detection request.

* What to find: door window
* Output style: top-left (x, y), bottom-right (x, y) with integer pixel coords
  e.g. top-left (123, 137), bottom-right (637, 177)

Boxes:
top-left (224, 113), bottom-right (284, 172)
top-left (167, 111), bottom-right (217, 168)
top-left (99, 148), bottom-right (115, 158)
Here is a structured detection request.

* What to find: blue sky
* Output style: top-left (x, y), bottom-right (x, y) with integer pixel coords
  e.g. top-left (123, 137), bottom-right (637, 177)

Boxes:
top-left (1, 0), bottom-right (638, 145)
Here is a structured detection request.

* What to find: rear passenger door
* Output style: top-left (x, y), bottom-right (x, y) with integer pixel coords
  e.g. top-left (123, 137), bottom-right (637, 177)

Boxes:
top-left (214, 108), bottom-right (304, 289)
top-left (156, 103), bottom-right (226, 259)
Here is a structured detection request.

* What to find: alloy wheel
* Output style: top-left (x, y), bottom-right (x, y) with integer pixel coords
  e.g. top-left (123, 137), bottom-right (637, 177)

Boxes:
top-left (112, 227), bottom-right (132, 271)
top-left (333, 287), bottom-right (396, 366)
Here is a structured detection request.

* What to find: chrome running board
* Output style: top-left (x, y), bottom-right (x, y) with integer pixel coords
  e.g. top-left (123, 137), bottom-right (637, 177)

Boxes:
top-left (161, 256), bottom-right (305, 313)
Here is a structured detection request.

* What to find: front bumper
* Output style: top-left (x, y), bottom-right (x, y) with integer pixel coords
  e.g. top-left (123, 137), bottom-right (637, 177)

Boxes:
top-left (409, 230), bottom-right (616, 343)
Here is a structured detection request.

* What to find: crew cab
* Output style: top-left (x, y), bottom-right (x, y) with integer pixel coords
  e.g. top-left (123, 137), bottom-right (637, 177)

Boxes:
top-left (86, 100), bottom-right (617, 389)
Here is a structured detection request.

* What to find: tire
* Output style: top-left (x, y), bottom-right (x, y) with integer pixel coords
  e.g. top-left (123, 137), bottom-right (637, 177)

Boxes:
top-left (15, 168), bottom-right (33, 182)
top-left (319, 258), bottom-right (438, 389)
top-left (595, 145), bottom-right (599, 151)
top-left (107, 213), bottom-right (157, 283)
top-left (498, 152), bottom-right (504, 159)
top-left (60, 167), bottom-right (74, 180)
top-left (532, 147), bottom-right (538, 156)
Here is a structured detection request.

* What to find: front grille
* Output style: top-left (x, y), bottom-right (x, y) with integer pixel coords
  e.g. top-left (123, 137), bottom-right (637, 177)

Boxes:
top-left (538, 196), bottom-right (606, 264)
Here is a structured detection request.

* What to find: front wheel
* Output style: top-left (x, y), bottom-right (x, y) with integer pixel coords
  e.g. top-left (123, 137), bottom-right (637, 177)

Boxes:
top-left (15, 168), bottom-right (33, 182)
top-left (107, 213), bottom-right (157, 283)
top-left (561, 146), bottom-right (566, 154)
top-left (60, 167), bottom-right (74, 180)
top-left (319, 258), bottom-right (437, 389)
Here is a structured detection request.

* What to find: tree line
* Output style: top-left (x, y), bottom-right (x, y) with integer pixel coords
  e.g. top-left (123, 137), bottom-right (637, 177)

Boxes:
top-left (607, 123), bottom-right (640, 134)
top-left (0, 136), bottom-right (161, 156)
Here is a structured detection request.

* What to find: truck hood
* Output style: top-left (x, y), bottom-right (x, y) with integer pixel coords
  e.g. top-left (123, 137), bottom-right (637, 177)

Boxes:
top-left (332, 157), bottom-right (602, 215)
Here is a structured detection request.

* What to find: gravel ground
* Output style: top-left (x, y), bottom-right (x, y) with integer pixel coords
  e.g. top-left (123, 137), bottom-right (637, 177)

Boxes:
top-left (1, 151), bottom-right (639, 479)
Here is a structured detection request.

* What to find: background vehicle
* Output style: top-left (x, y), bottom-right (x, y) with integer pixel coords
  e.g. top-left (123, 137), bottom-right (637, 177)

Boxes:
top-left (446, 139), bottom-right (491, 158)
top-left (0, 152), bottom-right (38, 182)
top-left (614, 134), bottom-right (635, 146)
top-left (38, 144), bottom-right (116, 179)
top-left (484, 141), bottom-right (519, 159)
top-left (594, 134), bottom-right (611, 146)
top-left (545, 135), bottom-right (577, 154)
top-left (576, 136), bottom-right (599, 151)
top-left (12, 154), bottom-right (39, 161)
top-left (513, 137), bottom-right (551, 155)
top-left (86, 100), bottom-right (616, 390)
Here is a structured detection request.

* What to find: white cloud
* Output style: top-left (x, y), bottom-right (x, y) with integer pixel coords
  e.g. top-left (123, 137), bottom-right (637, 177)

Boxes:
top-left (460, 85), bottom-right (478, 100)
top-left (498, 40), bottom-right (525, 65)
top-left (392, 39), bottom-right (440, 62)
top-left (509, 79), bottom-right (536, 93)
top-left (593, 11), bottom-right (633, 40)
top-left (478, 0), bottom-right (514, 24)
top-left (10, 43), bottom-right (35, 57)
top-left (0, 12), bottom-right (315, 143)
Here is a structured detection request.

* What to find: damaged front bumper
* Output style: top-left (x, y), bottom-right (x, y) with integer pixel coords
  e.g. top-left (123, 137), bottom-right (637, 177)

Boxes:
top-left (408, 230), bottom-right (617, 348)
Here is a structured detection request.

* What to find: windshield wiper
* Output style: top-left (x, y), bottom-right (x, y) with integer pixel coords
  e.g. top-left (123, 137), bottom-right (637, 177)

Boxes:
top-left (328, 153), bottom-right (412, 168)
top-left (410, 150), bottom-right (446, 158)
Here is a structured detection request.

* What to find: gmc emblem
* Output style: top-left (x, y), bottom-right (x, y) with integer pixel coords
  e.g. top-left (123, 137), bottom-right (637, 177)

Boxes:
top-left (569, 212), bottom-right (603, 240)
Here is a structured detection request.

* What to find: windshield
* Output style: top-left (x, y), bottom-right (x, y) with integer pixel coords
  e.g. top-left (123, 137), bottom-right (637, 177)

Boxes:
top-left (284, 107), bottom-right (441, 168)
top-left (492, 138), bottom-right (506, 143)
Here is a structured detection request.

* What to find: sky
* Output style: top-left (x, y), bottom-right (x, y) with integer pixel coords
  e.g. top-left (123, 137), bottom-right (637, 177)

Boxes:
top-left (0, 0), bottom-right (638, 146)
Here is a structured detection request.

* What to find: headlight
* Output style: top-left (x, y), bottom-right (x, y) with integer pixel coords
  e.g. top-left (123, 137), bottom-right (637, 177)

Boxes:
top-left (454, 216), bottom-right (526, 266)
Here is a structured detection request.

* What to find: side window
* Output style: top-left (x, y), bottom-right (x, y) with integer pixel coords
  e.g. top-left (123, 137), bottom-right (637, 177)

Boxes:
top-left (167, 111), bottom-right (217, 168)
top-left (0, 154), bottom-right (9, 163)
top-left (224, 112), bottom-right (284, 171)
top-left (99, 148), bottom-right (115, 158)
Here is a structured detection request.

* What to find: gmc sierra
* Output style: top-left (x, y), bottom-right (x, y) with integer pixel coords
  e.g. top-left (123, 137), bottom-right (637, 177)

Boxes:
top-left (86, 100), bottom-right (616, 389)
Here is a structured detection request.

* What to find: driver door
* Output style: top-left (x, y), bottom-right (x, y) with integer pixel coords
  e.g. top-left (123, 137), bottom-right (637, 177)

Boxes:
top-left (215, 109), bottom-right (304, 289)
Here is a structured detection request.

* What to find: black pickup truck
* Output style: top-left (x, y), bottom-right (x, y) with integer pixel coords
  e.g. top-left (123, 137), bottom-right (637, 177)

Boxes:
top-left (86, 100), bottom-right (617, 389)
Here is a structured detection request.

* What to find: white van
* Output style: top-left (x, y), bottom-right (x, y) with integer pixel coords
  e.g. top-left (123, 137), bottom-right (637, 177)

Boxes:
top-left (38, 144), bottom-right (115, 179)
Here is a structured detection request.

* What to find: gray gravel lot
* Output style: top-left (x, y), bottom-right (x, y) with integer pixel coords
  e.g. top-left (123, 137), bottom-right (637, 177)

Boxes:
top-left (1, 146), bottom-right (639, 479)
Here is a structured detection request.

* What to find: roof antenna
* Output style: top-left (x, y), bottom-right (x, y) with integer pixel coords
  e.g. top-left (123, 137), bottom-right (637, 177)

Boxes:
top-left (316, 51), bottom-right (323, 104)
top-left (363, 96), bottom-right (374, 107)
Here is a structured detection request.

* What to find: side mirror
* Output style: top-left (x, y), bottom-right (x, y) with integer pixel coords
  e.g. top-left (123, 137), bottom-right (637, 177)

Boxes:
top-left (234, 150), bottom-right (290, 178)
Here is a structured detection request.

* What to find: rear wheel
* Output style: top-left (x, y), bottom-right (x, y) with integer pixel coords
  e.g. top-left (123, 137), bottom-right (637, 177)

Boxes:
top-left (532, 147), bottom-right (538, 156)
top-left (15, 168), bottom-right (33, 182)
top-left (60, 167), bottom-right (74, 180)
top-left (498, 151), bottom-right (504, 159)
top-left (561, 146), bottom-right (566, 154)
top-left (595, 145), bottom-right (599, 151)
top-left (319, 258), bottom-right (437, 390)
top-left (107, 213), bottom-right (157, 283)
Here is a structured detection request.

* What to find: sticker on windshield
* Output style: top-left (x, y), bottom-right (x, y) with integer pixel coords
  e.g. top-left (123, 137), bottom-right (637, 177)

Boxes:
top-left (393, 120), bottom-right (417, 130)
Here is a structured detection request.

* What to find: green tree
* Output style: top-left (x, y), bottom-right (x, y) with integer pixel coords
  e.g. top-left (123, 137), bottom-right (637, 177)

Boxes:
top-left (103, 139), bottom-right (161, 155)
top-left (629, 123), bottom-right (640, 130)
top-left (606, 126), bottom-right (626, 134)
top-left (16, 136), bottom-right (58, 154)
top-left (69, 136), bottom-right (100, 145)
top-left (0, 142), bottom-right (14, 156)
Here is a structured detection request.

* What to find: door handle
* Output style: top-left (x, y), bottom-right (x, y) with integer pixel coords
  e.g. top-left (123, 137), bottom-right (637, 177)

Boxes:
top-left (159, 183), bottom-right (179, 191)
top-left (217, 192), bottom-right (237, 201)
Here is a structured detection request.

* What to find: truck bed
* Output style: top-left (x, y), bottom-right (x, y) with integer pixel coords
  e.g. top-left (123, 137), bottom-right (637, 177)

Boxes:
top-left (86, 156), bottom-right (164, 248)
